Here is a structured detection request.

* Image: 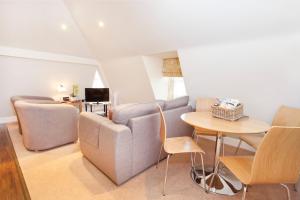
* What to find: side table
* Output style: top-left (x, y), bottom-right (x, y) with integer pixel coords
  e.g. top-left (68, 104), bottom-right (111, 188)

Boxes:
top-left (61, 100), bottom-right (83, 112)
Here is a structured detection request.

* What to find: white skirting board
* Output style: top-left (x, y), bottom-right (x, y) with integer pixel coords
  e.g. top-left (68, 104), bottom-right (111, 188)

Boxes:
top-left (0, 116), bottom-right (17, 124)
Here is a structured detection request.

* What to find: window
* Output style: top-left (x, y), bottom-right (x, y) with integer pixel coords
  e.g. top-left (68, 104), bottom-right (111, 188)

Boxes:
top-left (173, 77), bottom-right (187, 98)
top-left (92, 70), bottom-right (105, 88)
top-left (165, 77), bottom-right (187, 100)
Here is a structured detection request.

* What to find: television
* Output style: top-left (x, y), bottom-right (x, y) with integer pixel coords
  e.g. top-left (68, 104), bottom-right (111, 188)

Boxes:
top-left (85, 88), bottom-right (109, 102)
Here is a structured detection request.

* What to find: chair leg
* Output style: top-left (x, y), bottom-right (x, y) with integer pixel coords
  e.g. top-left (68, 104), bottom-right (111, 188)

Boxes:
top-left (222, 137), bottom-right (225, 157)
top-left (199, 153), bottom-right (206, 191)
top-left (193, 136), bottom-right (200, 164)
top-left (156, 144), bottom-right (163, 168)
top-left (280, 184), bottom-right (291, 200)
top-left (196, 135), bottom-right (199, 144)
top-left (193, 152), bottom-right (197, 165)
top-left (242, 185), bottom-right (247, 200)
top-left (191, 153), bottom-right (194, 168)
top-left (192, 129), bottom-right (196, 138)
top-left (235, 139), bottom-right (242, 155)
top-left (163, 154), bottom-right (170, 196)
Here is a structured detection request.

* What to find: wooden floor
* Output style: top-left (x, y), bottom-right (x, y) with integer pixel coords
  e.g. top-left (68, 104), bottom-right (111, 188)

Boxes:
top-left (0, 125), bottom-right (30, 200)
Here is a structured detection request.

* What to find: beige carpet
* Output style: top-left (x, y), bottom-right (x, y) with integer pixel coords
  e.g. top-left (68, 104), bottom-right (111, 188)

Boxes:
top-left (7, 123), bottom-right (299, 200)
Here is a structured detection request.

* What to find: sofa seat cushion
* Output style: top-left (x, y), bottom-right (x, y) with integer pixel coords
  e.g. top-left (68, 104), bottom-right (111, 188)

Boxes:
top-left (164, 96), bottom-right (189, 110)
top-left (112, 103), bottom-right (158, 125)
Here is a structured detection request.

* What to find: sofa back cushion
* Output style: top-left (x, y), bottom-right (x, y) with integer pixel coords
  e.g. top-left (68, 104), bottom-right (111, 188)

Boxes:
top-left (112, 103), bottom-right (158, 125)
top-left (164, 96), bottom-right (189, 110)
top-left (155, 100), bottom-right (165, 110)
top-left (23, 100), bottom-right (60, 104)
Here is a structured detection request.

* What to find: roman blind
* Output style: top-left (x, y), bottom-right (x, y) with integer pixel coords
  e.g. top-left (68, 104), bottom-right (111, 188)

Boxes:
top-left (162, 57), bottom-right (183, 77)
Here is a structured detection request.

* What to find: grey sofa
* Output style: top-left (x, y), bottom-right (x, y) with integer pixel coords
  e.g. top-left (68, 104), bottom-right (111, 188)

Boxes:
top-left (14, 98), bottom-right (78, 151)
top-left (79, 96), bottom-right (193, 185)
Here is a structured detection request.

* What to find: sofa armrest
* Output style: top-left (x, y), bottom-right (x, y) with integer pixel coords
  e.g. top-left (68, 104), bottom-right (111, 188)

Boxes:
top-left (15, 101), bottom-right (78, 150)
top-left (79, 112), bottom-right (133, 185)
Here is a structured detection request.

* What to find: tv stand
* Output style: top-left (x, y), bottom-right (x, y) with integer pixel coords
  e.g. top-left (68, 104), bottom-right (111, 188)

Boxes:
top-left (84, 101), bottom-right (110, 117)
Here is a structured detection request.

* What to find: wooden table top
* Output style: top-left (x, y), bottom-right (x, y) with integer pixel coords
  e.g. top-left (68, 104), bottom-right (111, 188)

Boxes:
top-left (181, 112), bottom-right (270, 136)
top-left (0, 125), bottom-right (31, 200)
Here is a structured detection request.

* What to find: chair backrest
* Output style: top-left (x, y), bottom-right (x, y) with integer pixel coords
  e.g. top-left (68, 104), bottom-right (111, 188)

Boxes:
top-left (272, 105), bottom-right (300, 126)
top-left (157, 104), bottom-right (167, 144)
top-left (195, 97), bottom-right (216, 112)
top-left (10, 96), bottom-right (55, 134)
top-left (250, 126), bottom-right (300, 184)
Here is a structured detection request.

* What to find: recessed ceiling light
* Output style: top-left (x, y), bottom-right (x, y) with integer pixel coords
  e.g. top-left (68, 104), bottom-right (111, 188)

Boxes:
top-left (61, 24), bottom-right (68, 31)
top-left (98, 21), bottom-right (104, 28)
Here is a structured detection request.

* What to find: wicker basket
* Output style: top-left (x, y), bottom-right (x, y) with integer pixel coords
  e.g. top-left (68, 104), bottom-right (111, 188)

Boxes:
top-left (211, 104), bottom-right (244, 121)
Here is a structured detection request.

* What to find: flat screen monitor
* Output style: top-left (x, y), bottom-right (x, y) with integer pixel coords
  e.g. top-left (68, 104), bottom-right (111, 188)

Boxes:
top-left (85, 88), bottom-right (109, 102)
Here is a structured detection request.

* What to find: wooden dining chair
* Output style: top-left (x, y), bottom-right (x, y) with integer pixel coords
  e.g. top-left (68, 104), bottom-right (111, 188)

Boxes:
top-left (156, 105), bottom-right (206, 195)
top-left (235, 105), bottom-right (300, 154)
top-left (209, 126), bottom-right (300, 200)
top-left (194, 97), bottom-right (218, 138)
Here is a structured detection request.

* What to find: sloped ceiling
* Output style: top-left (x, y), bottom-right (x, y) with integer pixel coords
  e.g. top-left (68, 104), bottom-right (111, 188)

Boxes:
top-left (0, 0), bottom-right (93, 58)
top-left (1, 0), bottom-right (299, 60)
top-left (64, 0), bottom-right (300, 60)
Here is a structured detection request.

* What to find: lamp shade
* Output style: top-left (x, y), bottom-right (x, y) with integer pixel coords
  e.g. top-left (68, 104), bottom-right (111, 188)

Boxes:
top-left (162, 57), bottom-right (182, 77)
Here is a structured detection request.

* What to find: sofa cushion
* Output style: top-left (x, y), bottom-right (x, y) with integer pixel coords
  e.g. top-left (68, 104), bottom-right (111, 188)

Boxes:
top-left (23, 99), bottom-right (60, 104)
top-left (112, 103), bottom-right (158, 125)
top-left (11, 96), bottom-right (54, 104)
top-left (164, 96), bottom-right (189, 110)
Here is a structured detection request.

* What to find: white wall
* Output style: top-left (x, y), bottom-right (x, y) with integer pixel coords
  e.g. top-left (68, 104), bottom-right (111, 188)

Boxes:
top-left (100, 56), bottom-right (155, 104)
top-left (0, 55), bottom-right (97, 118)
top-left (179, 33), bottom-right (300, 124)
top-left (142, 56), bottom-right (168, 100)
top-left (178, 33), bottom-right (300, 151)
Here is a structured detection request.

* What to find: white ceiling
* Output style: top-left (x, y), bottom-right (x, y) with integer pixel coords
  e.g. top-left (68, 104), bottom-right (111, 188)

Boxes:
top-left (1, 0), bottom-right (300, 60)
top-left (64, 0), bottom-right (300, 60)
top-left (0, 0), bottom-right (93, 58)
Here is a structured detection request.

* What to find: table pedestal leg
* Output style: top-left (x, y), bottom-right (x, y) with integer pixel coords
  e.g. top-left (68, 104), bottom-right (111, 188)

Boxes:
top-left (191, 133), bottom-right (242, 195)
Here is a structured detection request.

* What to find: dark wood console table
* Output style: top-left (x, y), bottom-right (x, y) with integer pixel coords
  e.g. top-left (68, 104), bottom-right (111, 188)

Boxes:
top-left (0, 125), bottom-right (30, 199)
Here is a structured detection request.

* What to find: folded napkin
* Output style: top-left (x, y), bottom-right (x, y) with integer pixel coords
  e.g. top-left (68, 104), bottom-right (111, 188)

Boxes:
top-left (217, 98), bottom-right (240, 110)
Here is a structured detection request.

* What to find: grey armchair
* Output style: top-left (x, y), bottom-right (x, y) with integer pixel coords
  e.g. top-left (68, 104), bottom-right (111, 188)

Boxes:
top-left (15, 101), bottom-right (78, 151)
top-left (11, 95), bottom-right (56, 134)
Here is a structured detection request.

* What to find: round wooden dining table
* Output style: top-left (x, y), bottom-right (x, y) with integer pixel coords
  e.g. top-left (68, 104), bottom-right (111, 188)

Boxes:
top-left (181, 111), bottom-right (270, 196)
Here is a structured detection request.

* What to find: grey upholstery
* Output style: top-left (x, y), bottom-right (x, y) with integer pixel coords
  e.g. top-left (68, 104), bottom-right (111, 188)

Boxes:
top-left (79, 112), bottom-right (133, 184)
top-left (79, 103), bottom-right (193, 185)
top-left (112, 102), bottom-right (158, 125)
top-left (128, 106), bottom-right (193, 175)
top-left (164, 96), bottom-right (189, 110)
top-left (10, 95), bottom-right (56, 134)
top-left (15, 101), bottom-right (78, 151)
